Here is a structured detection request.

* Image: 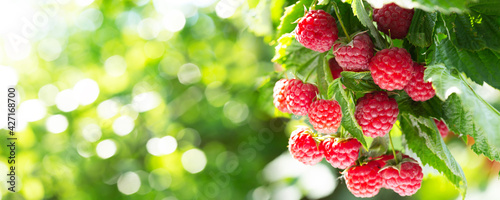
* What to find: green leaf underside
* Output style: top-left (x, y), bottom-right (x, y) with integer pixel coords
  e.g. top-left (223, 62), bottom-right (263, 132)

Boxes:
top-left (328, 79), bottom-right (367, 148)
top-left (429, 38), bottom-right (500, 89)
top-left (274, 39), bottom-right (323, 73)
top-left (410, 0), bottom-right (474, 13)
top-left (400, 114), bottom-right (467, 197)
top-left (442, 12), bottom-right (500, 52)
top-left (276, 0), bottom-right (313, 38)
top-left (340, 71), bottom-right (379, 92)
top-left (407, 10), bottom-right (437, 47)
top-left (425, 64), bottom-right (500, 162)
top-left (351, 0), bottom-right (386, 49)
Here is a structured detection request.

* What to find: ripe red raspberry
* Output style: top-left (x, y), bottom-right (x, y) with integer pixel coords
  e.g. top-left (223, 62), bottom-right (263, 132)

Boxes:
top-left (295, 10), bottom-right (339, 52)
top-left (308, 99), bottom-right (342, 133)
top-left (333, 33), bottom-right (374, 71)
top-left (344, 160), bottom-right (383, 197)
top-left (404, 63), bottom-right (436, 101)
top-left (434, 119), bottom-right (450, 137)
top-left (285, 79), bottom-right (318, 115)
top-left (320, 138), bottom-right (361, 169)
top-left (373, 3), bottom-right (414, 39)
top-left (369, 47), bottom-right (414, 91)
top-left (329, 58), bottom-right (343, 80)
top-left (355, 91), bottom-right (399, 137)
top-left (273, 79), bottom-right (291, 113)
top-left (379, 158), bottom-right (423, 196)
top-left (288, 127), bottom-right (323, 165)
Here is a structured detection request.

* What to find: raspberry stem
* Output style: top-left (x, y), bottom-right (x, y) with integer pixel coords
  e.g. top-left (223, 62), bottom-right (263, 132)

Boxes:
top-left (388, 130), bottom-right (399, 164)
top-left (304, 66), bottom-right (315, 83)
top-left (310, 0), bottom-right (318, 10)
top-left (332, 2), bottom-right (351, 41)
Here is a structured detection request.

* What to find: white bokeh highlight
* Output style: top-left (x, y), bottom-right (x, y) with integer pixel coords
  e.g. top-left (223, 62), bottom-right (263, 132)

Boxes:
top-left (117, 172), bottom-right (141, 195)
top-left (113, 116), bottom-right (135, 136)
top-left (162, 10), bottom-right (185, 32)
top-left (38, 84), bottom-right (59, 106)
top-left (73, 78), bottom-right (100, 105)
top-left (146, 136), bottom-right (177, 156)
top-left (138, 18), bottom-right (160, 40)
top-left (177, 63), bottom-right (201, 85)
top-left (19, 99), bottom-right (46, 122)
top-left (97, 99), bottom-right (119, 119)
top-left (104, 55), bottom-right (127, 77)
top-left (132, 91), bottom-right (162, 112)
top-left (181, 149), bottom-right (207, 174)
top-left (96, 139), bottom-right (117, 159)
top-left (55, 89), bottom-right (79, 112)
top-left (46, 114), bottom-right (68, 134)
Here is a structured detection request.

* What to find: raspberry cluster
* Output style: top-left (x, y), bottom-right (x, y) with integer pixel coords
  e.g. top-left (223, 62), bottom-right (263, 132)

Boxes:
top-left (273, 3), bottom-right (437, 198)
top-left (345, 153), bottom-right (423, 197)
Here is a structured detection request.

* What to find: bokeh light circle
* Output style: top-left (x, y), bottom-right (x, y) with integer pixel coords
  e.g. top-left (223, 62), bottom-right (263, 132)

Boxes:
top-left (46, 114), bottom-right (68, 134)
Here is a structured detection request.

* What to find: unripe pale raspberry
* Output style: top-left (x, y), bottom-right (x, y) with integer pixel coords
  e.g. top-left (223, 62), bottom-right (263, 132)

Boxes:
top-left (404, 63), bottom-right (436, 101)
top-left (344, 160), bottom-right (383, 198)
top-left (333, 33), bottom-right (374, 71)
top-left (273, 79), bottom-right (291, 113)
top-left (369, 47), bottom-right (414, 91)
top-left (320, 138), bottom-right (361, 169)
top-left (373, 3), bottom-right (414, 39)
top-left (288, 127), bottom-right (323, 165)
top-left (355, 91), bottom-right (399, 137)
top-left (379, 158), bottom-right (423, 196)
top-left (434, 119), bottom-right (450, 137)
top-left (285, 79), bottom-right (318, 116)
top-left (295, 10), bottom-right (339, 52)
top-left (308, 99), bottom-right (342, 133)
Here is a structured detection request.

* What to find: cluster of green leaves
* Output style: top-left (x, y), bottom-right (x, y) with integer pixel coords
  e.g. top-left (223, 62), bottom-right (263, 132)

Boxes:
top-left (271, 0), bottom-right (500, 198)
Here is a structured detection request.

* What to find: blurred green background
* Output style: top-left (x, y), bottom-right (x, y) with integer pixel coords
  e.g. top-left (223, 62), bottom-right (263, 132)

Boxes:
top-left (0, 0), bottom-right (498, 199)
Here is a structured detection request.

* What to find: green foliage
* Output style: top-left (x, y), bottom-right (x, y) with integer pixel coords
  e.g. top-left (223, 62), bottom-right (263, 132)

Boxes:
top-left (276, 0), bottom-right (313, 37)
top-left (410, 0), bottom-right (475, 13)
top-left (400, 113), bottom-right (467, 196)
top-left (328, 79), bottom-right (368, 148)
top-left (468, 0), bottom-right (500, 15)
top-left (425, 64), bottom-right (500, 161)
top-left (441, 12), bottom-right (500, 52)
top-left (408, 10), bottom-right (437, 47)
top-left (340, 71), bottom-right (378, 92)
top-left (351, 0), bottom-right (386, 49)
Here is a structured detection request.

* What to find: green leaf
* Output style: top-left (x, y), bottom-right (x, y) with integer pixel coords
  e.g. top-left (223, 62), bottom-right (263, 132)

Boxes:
top-left (400, 113), bottom-right (467, 197)
top-left (276, 0), bottom-right (313, 37)
top-left (442, 94), bottom-right (500, 161)
top-left (335, 0), bottom-right (364, 38)
top-left (316, 53), bottom-right (329, 98)
top-left (394, 92), bottom-right (444, 119)
top-left (441, 12), bottom-right (500, 52)
top-left (407, 10), bottom-right (437, 47)
top-left (339, 71), bottom-right (379, 92)
top-left (328, 79), bottom-right (367, 148)
top-left (424, 64), bottom-right (500, 162)
top-left (399, 0), bottom-right (474, 13)
top-left (428, 37), bottom-right (500, 89)
top-left (469, 0), bottom-right (500, 16)
top-left (272, 36), bottom-right (323, 73)
top-left (351, 0), bottom-right (387, 49)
